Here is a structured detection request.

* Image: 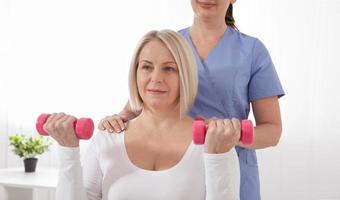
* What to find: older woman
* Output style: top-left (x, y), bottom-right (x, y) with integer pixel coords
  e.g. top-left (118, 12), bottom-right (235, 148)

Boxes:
top-left (44, 30), bottom-right (241, 200)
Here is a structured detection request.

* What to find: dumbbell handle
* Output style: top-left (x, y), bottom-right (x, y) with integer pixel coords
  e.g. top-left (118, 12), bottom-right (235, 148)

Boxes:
top-left (192, 119), bottom-right (254, 145)
top-left (36, 113), bottom-right (94, 140)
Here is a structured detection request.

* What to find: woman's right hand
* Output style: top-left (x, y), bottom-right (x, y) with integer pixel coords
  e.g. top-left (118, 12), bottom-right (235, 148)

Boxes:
top-left (43, 112), bottom-right (80, 147)
top-left (98, 114), bottom-right (129, 133)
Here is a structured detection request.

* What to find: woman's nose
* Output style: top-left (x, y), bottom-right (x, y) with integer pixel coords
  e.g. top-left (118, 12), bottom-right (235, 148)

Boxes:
top-left (150, 69), bottom-right (164, 83)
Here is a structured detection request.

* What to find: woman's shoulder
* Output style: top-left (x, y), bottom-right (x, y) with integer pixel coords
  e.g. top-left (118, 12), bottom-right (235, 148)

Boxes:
top-left (91, 130), bottom-right (123, 147)
top-left (232, 28), bottom-right (257, 39)
top-left (229, 28), bottom-right (270, 54)
top-left (229, 28), bottom-right (259, 46)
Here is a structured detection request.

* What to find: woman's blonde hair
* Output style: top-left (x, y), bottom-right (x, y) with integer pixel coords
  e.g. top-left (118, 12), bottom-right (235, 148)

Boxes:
top-left (128, 30), bottom-right (198, 117)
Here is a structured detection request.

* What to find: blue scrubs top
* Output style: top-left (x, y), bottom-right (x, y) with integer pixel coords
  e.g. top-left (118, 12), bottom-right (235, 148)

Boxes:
top-left (179, 27), bottom-right (285, 200)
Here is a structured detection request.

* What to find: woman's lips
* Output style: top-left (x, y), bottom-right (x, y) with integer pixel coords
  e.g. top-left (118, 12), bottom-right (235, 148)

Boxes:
top-left (198, 0), bottom-right (215, 3)
top-left (197, 1), bottom-right (216, 8)
top-left (147, 89), bottom-right (167, 94)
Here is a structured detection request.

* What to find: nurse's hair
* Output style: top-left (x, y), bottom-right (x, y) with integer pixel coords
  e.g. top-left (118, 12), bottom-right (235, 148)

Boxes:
top-left (128, 29), bottom-right (198, 117)
top-left (225, 4), bottom-right (237, 30)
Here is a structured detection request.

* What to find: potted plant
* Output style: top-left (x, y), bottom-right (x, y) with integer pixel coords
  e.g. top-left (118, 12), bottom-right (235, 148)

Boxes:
top-left (9, 134), bottom-right (52, 172)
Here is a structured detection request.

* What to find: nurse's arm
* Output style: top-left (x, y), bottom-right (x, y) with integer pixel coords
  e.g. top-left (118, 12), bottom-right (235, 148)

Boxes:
top-left (119, 100), bottom-right (142, 120)
top-left (239, 96), bottom-right (282, 149)
top-left (98, 100), bottom-right (142, 132)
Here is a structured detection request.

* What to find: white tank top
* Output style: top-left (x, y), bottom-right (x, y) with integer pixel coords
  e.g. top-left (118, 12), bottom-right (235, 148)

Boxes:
top-left (99, 132), bottom-right (205, 199)
top-left (57, 131), bottom-right (240, 200)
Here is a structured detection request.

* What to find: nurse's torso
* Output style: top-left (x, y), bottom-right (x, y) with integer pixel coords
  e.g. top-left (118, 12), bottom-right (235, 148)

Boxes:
top-left (179, 27), bottom-right (261, 200)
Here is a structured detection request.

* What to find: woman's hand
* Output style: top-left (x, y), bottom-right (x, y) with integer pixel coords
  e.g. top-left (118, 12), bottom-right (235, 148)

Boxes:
top-left (98, 114), bottom-right (129, 133)
top-left (204, 118), bottom-right (241, 154)
top-left (43, 112), bottom-right (79, 147)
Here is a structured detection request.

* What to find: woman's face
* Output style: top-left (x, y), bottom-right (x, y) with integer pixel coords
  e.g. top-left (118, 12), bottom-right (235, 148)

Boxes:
top-left (191, 0), bottom-right (235, 21)
top-left (137, 39), bottom-right (180, 111)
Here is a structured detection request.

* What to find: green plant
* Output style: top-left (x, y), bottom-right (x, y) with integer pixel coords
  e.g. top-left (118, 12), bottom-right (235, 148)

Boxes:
top-left (9, 134), bottom-right (52, 160)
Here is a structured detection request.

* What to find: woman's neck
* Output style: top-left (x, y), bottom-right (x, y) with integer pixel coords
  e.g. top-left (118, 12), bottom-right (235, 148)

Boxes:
top-left (131, 108), bottom-right (191, 135)
top-left (190, 18), bottom-right (227, 41)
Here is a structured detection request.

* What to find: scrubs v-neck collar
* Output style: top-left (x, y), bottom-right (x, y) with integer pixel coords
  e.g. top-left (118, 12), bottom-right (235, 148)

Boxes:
top-left (184, 27), bottom-right (233, 65)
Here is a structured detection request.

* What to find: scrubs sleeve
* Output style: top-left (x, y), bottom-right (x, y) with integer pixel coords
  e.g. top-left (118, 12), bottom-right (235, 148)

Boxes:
top-left (248, 39), bottom-right (285, 102)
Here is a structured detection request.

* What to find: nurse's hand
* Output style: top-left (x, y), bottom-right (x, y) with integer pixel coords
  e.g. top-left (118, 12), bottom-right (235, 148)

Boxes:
top-left (43, 112), bottom-right (79, 147)
top-left (204, 118), bottom-right (241, 154)
top-left (98, 114), bottom-right (129, 133)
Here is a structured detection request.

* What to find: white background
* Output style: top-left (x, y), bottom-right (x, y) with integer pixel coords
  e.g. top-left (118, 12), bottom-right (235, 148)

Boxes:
top-left (1, 0), bottom-right (340, 199)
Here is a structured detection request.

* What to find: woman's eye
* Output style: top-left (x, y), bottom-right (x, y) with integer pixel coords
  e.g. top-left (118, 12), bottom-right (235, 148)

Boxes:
top-left (164, 66), bottom-right (177, 72)
top-left (141, 65), bottom-right (152, 71)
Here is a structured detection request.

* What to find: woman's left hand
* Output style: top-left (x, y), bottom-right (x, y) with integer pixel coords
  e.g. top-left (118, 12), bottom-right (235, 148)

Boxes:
top-left (204, 118), bottom-right (241, 154)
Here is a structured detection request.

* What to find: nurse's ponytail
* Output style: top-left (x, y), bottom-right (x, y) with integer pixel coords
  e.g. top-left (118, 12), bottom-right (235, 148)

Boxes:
top-left (225, 4), bottom-right (238, 30)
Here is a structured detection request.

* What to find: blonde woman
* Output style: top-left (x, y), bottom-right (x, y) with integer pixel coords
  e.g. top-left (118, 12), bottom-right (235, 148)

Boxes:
top-left (44, 30), bottom-right (241, 200)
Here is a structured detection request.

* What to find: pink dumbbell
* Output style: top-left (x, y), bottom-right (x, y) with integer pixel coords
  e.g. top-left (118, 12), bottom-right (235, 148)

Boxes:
top-left (36, 113), bottom-right (94, 139)
top-left (192, 119), bottom-right (254, 145)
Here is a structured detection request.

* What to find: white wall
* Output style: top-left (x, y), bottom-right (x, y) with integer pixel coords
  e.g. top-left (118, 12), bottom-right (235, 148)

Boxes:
top-left (1, 0), bottom-right (339, 199)
top-left (236, 1), bottom-right (340, 199)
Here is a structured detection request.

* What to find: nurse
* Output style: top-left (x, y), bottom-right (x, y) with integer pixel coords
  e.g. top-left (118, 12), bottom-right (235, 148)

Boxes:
top-left (99, 0), bottom-right (284, 199)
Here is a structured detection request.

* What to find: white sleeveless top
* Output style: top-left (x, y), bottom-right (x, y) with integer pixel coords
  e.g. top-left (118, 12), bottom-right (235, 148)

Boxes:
top-left (56, 131), bottom-right (240, 200)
